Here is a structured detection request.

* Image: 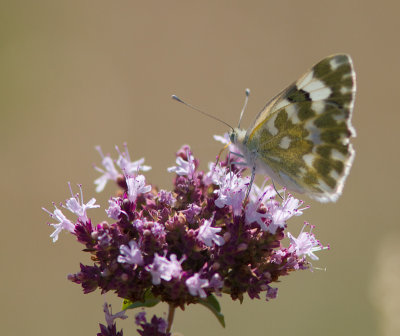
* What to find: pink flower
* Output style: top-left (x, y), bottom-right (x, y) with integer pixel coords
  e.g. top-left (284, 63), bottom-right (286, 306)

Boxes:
top-left (117, 240), bottom-right (144, 265)
top-left (265, 191), bottom-right (309, 233)
top-left (94, 144), bottom-right (151, 193)
top-left (245, 200), bottom-right (268, 230)
top-left (115, 143), bottom-right (151, 174)
top-left (197, 216), bottom-right (225, 247)
top-left (146, 254), bottom-right (185, 285)
top-left (167, 149), bottom-right (195, 178)
top-left (186, 273), bottom-right (209, 298)
top-left (288, 223), bottom-right (328, 260)
top-left (126, 174), bottom-right (152, 203)
top-left (214, 169), bottom-right (248, 216)
top-left (64, 182), bottom-right (99, 223)
top-left (105, 197), bottom-right (127, 220)
top-left (244, 180), bottom-right (275, 230)
top-left (94, 146), bottom-right (120, 192)
top-left (42, 205), bottom-right (75, 243)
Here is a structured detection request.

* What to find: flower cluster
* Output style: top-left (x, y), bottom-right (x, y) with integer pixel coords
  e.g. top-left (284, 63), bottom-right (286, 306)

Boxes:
top-left (43, 140), bottom-right (328, 335)
top-left (97, 303), bottom-right (127, 336)
top-left (135, 312), bottom-right (170, 336)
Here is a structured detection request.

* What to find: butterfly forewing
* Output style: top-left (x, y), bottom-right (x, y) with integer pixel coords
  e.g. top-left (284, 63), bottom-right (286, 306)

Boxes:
top-left (244, 54), bottom-right (356, 202)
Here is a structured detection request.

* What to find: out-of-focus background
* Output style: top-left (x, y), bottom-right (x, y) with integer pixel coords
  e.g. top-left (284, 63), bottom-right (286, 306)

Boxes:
top-left (1, 1), bottom-right (399, 335)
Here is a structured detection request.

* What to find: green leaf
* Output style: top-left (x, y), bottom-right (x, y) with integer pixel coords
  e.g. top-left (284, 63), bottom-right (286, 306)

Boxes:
top-left (198, 295), bottom-right (225, 328)
top-left (122, 289), bottom-right (161, 310)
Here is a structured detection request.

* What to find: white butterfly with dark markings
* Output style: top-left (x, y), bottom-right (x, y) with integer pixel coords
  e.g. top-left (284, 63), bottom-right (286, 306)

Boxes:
top-left (229, 54), bottom-right (356, 202)
top-left (173, 54), bottom-right (356, 202)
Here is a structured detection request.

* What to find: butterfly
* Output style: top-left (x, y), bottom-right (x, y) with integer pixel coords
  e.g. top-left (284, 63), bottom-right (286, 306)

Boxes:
top-left (229, 54), bottom-right (356, 202)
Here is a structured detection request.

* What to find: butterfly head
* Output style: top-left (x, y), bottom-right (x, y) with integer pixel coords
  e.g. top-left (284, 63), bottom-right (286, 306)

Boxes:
top-left (228, 128), bottom-right (246, 145)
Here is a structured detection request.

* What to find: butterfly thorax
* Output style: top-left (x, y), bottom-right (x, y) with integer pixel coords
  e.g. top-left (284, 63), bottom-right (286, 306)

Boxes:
top-left (229, 127), bottom-right (262, 171)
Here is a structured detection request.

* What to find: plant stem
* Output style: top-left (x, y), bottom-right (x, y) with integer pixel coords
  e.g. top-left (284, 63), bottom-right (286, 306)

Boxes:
top-left (166, 303), bottom-right (176, 333)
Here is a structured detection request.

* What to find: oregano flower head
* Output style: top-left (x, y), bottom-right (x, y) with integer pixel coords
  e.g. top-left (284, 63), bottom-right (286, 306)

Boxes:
top-left (43, 140), bottom-right (328, 335)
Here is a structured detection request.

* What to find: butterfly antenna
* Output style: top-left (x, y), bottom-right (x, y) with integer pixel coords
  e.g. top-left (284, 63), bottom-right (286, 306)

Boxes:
top-left (172, 95), bottom-right (234, 131)
top-left (237, 88), bottom-right (250, 129)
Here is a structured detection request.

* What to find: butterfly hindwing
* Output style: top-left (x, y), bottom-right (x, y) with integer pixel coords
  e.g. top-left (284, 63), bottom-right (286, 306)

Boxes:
top-left (243, 54), bottom-right (356, 202)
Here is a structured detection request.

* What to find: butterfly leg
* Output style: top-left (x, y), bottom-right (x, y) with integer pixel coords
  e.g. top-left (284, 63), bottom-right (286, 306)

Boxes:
top-left (229, 151), bottom-right (244, 158)
top-left (216, 142), bottom-right (231, 167)
top-left (228, 150), bottom-right (255, 203)
top-left (271, 179), bottom-right (283, 200)
top-left (227, 151), bottom-right (234, 177)
top-left (244, 163), bottom-right (256, 203)
top-left (226, 149), bottom-right (256, 204)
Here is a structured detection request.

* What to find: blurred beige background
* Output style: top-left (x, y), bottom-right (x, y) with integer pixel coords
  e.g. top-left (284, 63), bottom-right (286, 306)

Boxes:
top-left (1, 1), bottom-right (399, 335)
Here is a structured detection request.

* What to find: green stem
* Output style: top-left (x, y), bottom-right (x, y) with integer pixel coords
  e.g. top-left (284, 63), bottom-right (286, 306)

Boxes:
top-left (166, 303), bottom-right (176, 333)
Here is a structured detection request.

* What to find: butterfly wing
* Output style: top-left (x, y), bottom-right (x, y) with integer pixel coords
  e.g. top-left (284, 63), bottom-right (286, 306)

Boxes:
top-left (244, 54), bottom-right (356, 202)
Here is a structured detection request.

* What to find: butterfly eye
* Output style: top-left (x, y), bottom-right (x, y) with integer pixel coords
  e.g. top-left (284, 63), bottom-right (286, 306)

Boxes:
top-left (229, 131), bottom-right (236, 143)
